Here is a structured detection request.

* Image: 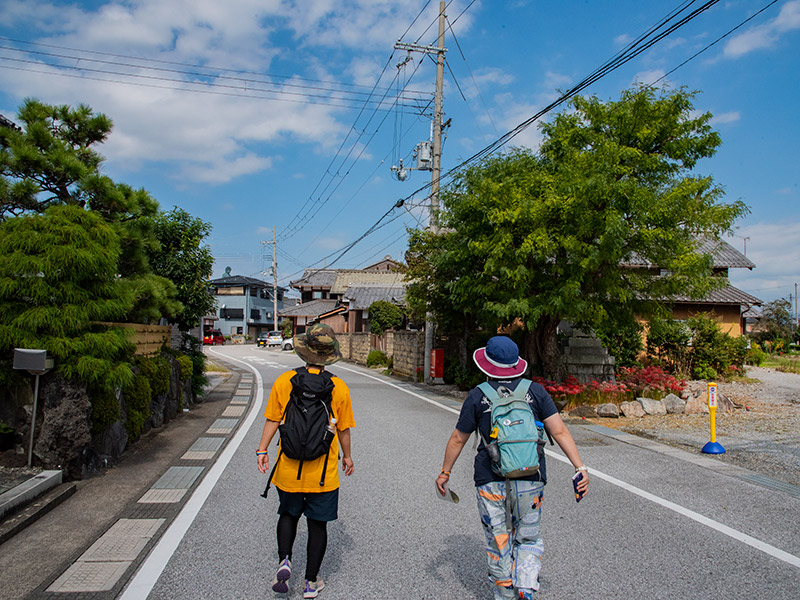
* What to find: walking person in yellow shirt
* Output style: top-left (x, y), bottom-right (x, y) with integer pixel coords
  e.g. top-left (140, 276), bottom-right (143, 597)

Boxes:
top-left (256, 324), bottom-right (355, 599)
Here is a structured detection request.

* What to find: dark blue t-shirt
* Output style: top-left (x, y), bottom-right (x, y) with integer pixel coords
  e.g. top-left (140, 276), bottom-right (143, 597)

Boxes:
top-left (456, 377), bottom-right (558, 487)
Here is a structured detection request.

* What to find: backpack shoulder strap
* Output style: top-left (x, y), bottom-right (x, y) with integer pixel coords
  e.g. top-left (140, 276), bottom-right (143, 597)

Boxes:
top-left (478, 381), bottom-right (496, 400)
top-left (514, 379), bottom-right (532, 398)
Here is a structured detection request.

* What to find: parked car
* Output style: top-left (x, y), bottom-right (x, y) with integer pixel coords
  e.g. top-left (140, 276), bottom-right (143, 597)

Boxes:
top-left (257, 332), bottom-right (270, 347)
top-left (266, 331), bottom-right (283, 347)
top-left (282, 337), bottom-right (294, 351)
top-left (203, 330), bottom-right (225, 346)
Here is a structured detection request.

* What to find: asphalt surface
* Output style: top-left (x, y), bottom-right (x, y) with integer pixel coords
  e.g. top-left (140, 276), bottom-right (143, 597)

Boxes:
top-left (2, 346), bottom-right (800, 599)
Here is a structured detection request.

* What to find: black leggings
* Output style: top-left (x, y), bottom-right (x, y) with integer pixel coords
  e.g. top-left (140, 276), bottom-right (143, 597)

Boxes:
top-left (277, 513), bottom-right (328, 581)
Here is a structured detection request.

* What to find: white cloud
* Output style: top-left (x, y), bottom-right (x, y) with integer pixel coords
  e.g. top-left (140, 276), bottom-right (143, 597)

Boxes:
top-left (710, 111), bottom-right (741, 125)
top-left (727, 221), bottom-right (800, 303)
top-left (631, 69), bottom-right (667, 87)
top-left (724, 0), bottom-right (800, 58)
top-left (2, 0), bottom-right (410, 185)
top-left (614, 33), bottom-right (633, 47)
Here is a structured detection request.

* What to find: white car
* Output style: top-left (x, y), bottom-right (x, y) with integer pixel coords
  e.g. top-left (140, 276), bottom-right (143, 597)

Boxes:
top-left (282, 337), bottom-right (294, 351)
top-left (266, 331), bottom-right (283, 347)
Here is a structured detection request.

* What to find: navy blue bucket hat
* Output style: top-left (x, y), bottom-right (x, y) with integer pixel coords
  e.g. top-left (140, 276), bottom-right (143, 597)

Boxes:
top-left (473, 336), bottom-right (528, 378)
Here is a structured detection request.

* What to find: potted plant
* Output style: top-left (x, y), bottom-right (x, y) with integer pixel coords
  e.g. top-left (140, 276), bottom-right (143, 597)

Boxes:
top-left (0, 421), bottom-right (16, 451)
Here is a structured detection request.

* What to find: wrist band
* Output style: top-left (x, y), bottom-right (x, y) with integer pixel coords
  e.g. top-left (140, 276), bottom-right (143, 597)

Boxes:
top-left (256, 450), bottom-right (268, 456)
top-left (575, 465), bottom-right (587, 472)
top-left (439, 470), bottom-right (450, 476)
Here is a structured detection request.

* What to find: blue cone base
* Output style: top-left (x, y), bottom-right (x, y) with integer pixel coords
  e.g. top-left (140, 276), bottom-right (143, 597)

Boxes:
top-left (702, 441), bottom-right (726, 454)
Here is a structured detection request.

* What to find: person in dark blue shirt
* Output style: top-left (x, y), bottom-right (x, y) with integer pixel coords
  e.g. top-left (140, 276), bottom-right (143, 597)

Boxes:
top-left (435, 336), bottom-right (589, 600)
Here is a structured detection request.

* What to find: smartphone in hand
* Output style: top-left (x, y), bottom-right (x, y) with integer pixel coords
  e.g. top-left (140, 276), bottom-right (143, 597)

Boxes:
top-left (572, 471), bottom-right (586, 503)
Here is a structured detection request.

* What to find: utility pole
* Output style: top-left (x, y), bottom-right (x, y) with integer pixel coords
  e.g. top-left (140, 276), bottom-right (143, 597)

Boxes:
top-left (261, 229), bottom-right (279, 333)
top-left (272, 226), bottom-right (278, 332)
top-left (394, 1), bottom-right (447, 384)
top-left (795, 282), bottom-right (798, 331)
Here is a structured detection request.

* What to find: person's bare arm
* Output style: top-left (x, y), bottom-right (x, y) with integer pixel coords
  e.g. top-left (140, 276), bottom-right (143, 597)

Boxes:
top-left (436, 429), bottom-right (470, 495)
top-left (256, 419), bottom-right (280, 474)
top-left (543, 413), bottom-right (589, 494)
top-left (338, 428), bottom-right (354, 475)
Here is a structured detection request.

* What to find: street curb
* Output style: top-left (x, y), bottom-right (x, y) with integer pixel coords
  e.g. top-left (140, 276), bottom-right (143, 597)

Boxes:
top-left (0, 470), bottom-right (62, 520)
top-left (584, 422), bottom-right (800, 499)
top-left (0, 482), bottom-right (77, 545)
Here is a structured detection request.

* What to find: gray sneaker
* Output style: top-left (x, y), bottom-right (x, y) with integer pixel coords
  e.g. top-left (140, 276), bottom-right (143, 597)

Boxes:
top-left (271, 557), bottom-right (291, 593)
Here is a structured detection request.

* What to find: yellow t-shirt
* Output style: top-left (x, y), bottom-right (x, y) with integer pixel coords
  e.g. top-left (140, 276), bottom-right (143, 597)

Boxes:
top-left (264, 367), bottom-right (355, 493)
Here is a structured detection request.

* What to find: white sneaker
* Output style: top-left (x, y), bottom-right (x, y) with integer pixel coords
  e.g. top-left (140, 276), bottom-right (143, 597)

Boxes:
top-left (303, 578), bottom-right (325, 599)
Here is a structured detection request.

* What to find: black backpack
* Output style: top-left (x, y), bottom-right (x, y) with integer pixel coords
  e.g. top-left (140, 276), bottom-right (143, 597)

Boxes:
top-left (262, 367), bottom-right (337, 498)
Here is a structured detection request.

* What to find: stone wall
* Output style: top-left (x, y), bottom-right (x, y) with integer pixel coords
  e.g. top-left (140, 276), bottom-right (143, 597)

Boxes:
top-left (390, 331), bottom-right (425, 379)
top-left (5, 352), bottom-right (195, 479)
top-left (559, 323), bottom-right (615, 383)
top-left (336, 330), bottom-right (425, 380)
top-left (337, 332), bottom-right (371, 365)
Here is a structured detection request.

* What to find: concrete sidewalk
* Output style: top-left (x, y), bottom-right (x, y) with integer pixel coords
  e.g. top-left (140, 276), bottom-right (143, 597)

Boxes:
top-left (0, 358), bottom-right (253, 600)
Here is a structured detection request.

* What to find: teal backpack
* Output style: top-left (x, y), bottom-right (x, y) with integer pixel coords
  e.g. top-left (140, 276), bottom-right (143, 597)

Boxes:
top-left (478, 380), bottom-right (545, 479)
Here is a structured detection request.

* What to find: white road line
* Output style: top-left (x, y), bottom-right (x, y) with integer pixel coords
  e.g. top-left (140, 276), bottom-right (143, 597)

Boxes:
top-left (119, 351), bottom-right (264, 599)
top-left (341, 364), bottom-right (800, 571)
top-left (335, 364), bottom-right (460, 415)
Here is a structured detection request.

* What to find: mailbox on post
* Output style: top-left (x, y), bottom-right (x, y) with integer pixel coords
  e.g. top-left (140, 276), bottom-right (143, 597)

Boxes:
top-left (13, 348), bottom-right (54, 373)
top-left (13, 348), bottom-right (54, 467)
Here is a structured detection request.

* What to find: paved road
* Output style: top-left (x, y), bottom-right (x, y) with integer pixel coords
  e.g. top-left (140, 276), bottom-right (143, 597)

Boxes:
top-left (124, 346), bottom-right (800, 599)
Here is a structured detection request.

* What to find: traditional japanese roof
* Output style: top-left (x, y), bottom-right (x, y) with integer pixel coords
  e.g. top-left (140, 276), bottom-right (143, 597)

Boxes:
top-left (623, 236), bottom-right (755, 270)
top-left (671, 285), bottom-right (761, 306)
top-left (290, 269), bottom-right (340, 289)
top-left (330, 271), bottom-right (407, 295)
top-left (342, 284), bottom-right (407, 310)
top-left (209, 275), bottom-right (287, 292)
top-left (278, 299), bottom-right (339, 318)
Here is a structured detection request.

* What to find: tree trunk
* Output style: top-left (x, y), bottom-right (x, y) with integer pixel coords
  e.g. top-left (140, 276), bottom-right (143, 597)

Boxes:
top-left (458, 313), bottom-right (474, 369)
top-left (523, 316), bottom-right (564, 381)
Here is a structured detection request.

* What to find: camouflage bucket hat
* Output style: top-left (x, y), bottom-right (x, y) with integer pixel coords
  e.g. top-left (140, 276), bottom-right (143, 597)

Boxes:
top-left (294, 323), bottom-right (342, 366)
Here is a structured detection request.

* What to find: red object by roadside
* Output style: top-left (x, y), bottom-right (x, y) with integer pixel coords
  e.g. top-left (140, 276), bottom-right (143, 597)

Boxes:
top-left (430, 348), bottom-right (444, 379)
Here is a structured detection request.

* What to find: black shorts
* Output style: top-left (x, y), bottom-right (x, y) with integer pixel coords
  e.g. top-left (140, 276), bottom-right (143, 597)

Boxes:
top-left (276, 488), bottom-right (339, 522)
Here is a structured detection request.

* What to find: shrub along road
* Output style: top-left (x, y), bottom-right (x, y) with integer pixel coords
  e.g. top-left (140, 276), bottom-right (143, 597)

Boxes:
top-left (133, 346), bottom-right (799, 599)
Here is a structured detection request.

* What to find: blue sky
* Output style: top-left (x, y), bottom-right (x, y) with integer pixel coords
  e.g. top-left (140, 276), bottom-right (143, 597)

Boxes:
top-left (1, 0), bottom-right (798, 305)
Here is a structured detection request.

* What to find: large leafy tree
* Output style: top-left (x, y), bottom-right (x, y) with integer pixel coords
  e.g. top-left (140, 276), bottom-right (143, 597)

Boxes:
top-left (407, 87), bottom-right (748, 379)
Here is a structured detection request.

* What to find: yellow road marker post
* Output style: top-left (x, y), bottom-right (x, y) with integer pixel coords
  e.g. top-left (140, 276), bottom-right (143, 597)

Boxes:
top-left (701, 381), bottom-right (726, 454)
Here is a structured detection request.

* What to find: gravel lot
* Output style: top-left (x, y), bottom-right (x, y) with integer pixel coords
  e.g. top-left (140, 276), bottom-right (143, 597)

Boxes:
top-left (584, 366), bottom-right (800, 486)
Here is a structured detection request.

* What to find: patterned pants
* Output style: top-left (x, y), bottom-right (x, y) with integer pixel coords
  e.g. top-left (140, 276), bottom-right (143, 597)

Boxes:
top-left (476, 480), bottom-right (545, 593)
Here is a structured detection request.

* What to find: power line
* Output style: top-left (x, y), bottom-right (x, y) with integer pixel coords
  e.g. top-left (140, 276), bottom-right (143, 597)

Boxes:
top-left (0, 36), bottom-right (428, 97)
top-left (276, 8), bottom-right (437, 243)
top-left (0, 52), bottom-right (429, 112)
top-left (651, 0), bottom-right (781, 86)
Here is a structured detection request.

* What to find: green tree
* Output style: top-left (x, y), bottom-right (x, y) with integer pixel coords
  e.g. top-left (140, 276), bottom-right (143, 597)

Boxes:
top-left (406, 87), bottom-right (748, 379)
top-left (0, 205), bottom-right (135, 390)
top-left (752, 299), bottom-right (794, 348)
top-left (368, 300), bottom-right (405, 335)
top-left (149, 207), bottom-right (215, 332)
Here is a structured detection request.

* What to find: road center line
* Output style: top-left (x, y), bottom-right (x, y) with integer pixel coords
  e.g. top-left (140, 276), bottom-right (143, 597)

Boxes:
top-left (341, 364), bottom-right (800, 570)
top-left (120, 351), bottom-right (264, 599)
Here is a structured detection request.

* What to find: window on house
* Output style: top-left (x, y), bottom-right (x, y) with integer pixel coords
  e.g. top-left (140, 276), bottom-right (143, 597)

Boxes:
top-left (251, 308), bottom-right (260, 320)
top-left (312, 291), bottom-right (323, 299)
top-left (220, 308), bottom-right (244, 320)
